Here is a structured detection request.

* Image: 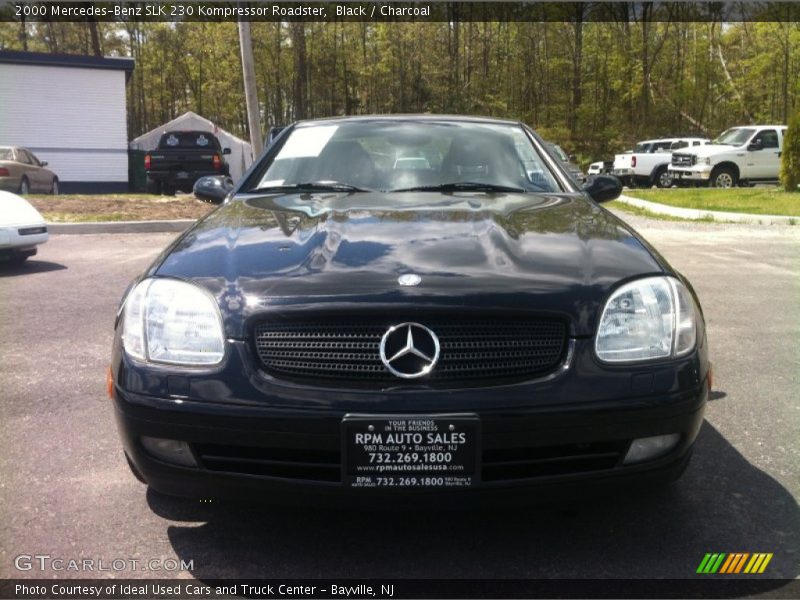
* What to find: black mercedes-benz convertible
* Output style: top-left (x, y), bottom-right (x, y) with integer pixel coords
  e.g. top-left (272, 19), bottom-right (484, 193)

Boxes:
top-left (110, 115), bottom-right (710, 505)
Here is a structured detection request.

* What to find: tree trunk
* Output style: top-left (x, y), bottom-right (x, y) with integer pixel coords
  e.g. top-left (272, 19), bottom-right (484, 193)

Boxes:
top-left (716, 41), bottom-right (753, 122)
top-left (291, 23), bottom-right (308, 120)
top-left (569, 3), bottom-right (585, 137)
top-left (640, 3), bottom-right (651, 126)
top-left (45, 23), bottom-right (59, 52)
top-left (18, 18), bottom-right (28, 51)
top-left (88, 20), bottom-right (102, 56)
top-left (239, 19), bottom-right (264, 156)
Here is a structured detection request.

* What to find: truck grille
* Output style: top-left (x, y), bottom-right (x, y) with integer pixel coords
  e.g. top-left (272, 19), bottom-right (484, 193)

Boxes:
top-left (671, 153), bottom-right (696, 167)
top-left (253, 316), bottom-right (567, 386)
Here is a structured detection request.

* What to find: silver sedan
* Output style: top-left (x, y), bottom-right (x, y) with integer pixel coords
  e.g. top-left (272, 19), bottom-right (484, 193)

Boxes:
top-left (0, 146), bottom-right (60, 194)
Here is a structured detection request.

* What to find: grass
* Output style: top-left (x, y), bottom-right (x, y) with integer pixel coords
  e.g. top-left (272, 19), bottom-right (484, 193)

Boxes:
top-left (41, 212), bottom-right (142, 223)
top-left (629, 188), bottom-right (800, 217)
top-left (26, 193), bottom-right (163, 202)
top-left (605, 200), bottom-right (717, 222)
top-left (25, 193), bottom-right (215, 222)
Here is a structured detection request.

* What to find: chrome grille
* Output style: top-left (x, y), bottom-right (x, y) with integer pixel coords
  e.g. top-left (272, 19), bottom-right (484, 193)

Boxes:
top-left (253, 317), bottom-right (567, 385)
top-left (671, 153), bottom-right (696, 167)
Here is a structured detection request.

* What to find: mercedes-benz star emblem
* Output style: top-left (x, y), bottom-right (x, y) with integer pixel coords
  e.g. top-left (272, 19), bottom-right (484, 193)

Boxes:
top-left (379, 322), bottom-right (440, 379)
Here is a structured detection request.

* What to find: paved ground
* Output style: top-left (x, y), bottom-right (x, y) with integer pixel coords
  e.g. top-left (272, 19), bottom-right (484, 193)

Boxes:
top-left (0, 213), bottom-right (798, 585)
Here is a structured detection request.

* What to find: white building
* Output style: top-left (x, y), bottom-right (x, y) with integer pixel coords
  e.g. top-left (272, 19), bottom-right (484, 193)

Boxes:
top-left (0, 50), bottom-right (134, 193)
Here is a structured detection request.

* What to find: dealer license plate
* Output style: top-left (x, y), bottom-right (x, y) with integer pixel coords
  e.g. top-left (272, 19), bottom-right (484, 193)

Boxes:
top-left (342, 414), bottom-right (479, 489)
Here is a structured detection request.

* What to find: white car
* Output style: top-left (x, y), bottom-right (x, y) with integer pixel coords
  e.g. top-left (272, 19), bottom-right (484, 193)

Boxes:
top-left (669, 125), bottom-right (787, 188)
top-left (587, 161), bottom-right (612, 176)
top-left (0, 191), bottom-right (49, 264)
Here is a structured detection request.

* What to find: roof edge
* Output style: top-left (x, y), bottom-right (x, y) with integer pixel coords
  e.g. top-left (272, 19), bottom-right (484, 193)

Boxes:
top-left (0, 50), bottom-right (135, 78)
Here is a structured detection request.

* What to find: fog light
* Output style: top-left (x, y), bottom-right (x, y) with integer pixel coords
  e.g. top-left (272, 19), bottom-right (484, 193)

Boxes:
top-left (623, 434), bottom-right (680, 465)
top-left (140, 436), bottom-right (197, 467)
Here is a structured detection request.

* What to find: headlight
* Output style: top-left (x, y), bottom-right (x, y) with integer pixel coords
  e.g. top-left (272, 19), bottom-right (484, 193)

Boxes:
top-left (595, 276), bottom-right (696, 363)
top-left (122, 278), bottom-right (225, 366)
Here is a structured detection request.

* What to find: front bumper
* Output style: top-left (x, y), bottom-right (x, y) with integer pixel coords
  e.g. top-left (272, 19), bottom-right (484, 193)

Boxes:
top-left (0, 225), bottom-right (48, 251)
top-left (112, 338), bottom-right (709, 507)
top-left (668, 167), bottom-right (712, 181)
top-left (147, 170), bottom-right (227, 187)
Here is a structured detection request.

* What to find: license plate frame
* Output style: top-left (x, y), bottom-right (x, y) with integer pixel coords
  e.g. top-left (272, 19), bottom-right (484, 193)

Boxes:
top-left (342, 414), bottom-right (480, 490)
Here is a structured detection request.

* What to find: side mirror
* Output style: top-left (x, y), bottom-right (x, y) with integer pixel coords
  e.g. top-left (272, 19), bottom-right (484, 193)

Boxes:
top-left (40, 161), bottom-right (48, 166)
top-left (747, 139), bottom-right (763, 151)
top-left (193, 175), bottom-right (233, 204)
top-left (568, 154), bottom-right (577, 162)
top-left (583, 174), bottom-right (622, 203)
top-left (222, 147), bottom-right (232, 155)
top-left (267, 126), bottom-right (285, 144)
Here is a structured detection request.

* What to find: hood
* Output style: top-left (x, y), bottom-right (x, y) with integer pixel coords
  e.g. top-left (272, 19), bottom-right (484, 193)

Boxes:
top-left (0, 191), bottom-right (46, 227)
top-left (154, 192), bottom-right (668, 337)
top-left (676, 143), bottom-right (739, 158)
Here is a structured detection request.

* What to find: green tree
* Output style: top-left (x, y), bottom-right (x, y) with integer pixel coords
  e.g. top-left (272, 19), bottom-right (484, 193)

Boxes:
top-left (781, 111), bottom-right (800, 192)
top-left (2, 11), bottom-right (799, 159)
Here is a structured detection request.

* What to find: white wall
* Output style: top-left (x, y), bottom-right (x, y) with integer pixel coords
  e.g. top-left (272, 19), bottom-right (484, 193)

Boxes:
top-left (0, 63), bottom-right (128, 183)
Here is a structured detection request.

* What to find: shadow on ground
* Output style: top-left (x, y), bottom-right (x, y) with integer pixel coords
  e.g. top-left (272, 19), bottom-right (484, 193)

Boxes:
top-left (0, 260), bottom-right (67, 276)
top-left (148, 421), bottom-right (798, 583)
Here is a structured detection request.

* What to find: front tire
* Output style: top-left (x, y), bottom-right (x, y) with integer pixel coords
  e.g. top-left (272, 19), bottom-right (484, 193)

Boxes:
top-left (3, 252), bottom-right (30, 266)
top-left (18, 177), bottom-right (30, 195)
top-left (51, 178), bottom-right (59, 195)
top-left (654, 167), bottom-right (673, 189)
top-left (710, 167), bottom-right (737, 188)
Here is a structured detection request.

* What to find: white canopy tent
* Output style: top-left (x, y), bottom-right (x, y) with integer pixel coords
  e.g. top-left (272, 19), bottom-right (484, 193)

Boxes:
top-left (129, 111), bottom-right (253, 181)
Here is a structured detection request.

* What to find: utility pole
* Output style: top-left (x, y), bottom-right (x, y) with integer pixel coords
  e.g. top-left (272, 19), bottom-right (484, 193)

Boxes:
top-left (238, 19), bottom-right (263, 158)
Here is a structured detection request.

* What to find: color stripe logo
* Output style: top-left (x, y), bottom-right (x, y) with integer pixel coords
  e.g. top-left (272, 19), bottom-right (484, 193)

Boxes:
top-left (696, 553), bottom-right (773, 574)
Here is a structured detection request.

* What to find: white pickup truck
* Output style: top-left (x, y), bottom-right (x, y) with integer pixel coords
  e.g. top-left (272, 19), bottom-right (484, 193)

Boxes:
top-left (612, 137), bottom-right (710, 188)
top-left (668, 125), bottom-right (788, 188)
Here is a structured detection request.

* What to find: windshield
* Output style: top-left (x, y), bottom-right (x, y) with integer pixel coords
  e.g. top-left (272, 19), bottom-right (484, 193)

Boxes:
top-left (249, 120), bottom-right (562, 193)
top-left (546, 143), bottom-right (569, 162)
top-left (713, 128), bottom-right (755, 146)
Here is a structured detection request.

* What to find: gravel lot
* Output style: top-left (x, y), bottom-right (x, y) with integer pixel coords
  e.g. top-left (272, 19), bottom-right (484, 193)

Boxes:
top-left (0, 212), bottom-right (798, 585)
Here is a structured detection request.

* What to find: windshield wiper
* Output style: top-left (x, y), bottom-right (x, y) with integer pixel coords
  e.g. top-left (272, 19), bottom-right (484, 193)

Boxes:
top-left (248, 181), bottom-right (373, 193)
top-left (390, 182), bottom-right (527, 193)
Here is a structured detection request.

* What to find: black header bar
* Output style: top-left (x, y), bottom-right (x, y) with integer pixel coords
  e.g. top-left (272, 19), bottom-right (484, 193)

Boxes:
top-left (3, 579), bottom-right (800, 600)
top-left (2, 1), bottom-right (800, 22)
